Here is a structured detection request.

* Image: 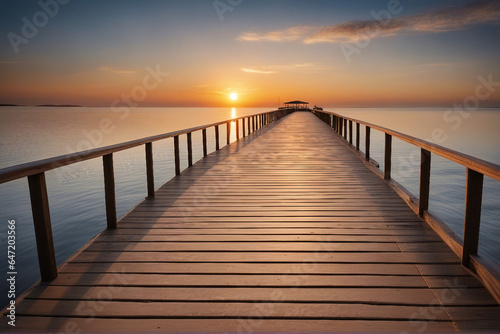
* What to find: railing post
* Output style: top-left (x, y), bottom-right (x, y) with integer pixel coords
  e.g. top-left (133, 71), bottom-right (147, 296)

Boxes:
top-left (248, 116), bottom-right (251, 134)
top-left (356, 123), bottom-right (360, 150)
top-left (343, 119), bottom-right (348, 140)
top-left (215, 125), bottom-right (220, 150)
top-left (242, 118), bottom-right (246, 138)
top-left (102, 154), bottom-right (117, 229)
top-left (349, 120), bottom-right (353, 144)
top-left (187, 132), bottom-right (193, 167)
top-left (226, 121), bottom-right (231, 145)
top-left (202, 129), bottom-right (207, 157)
top-left (174, 135), bottom-right (180, 175)
top-left (384, 133), bottom-right (392, 180)
top-left (28, 172), bottom-right (57, 281)
top-left (365, 126), bottom-right (371, 161)
top-left (462, 168), bottom-right (484, 268)
top-left (339, 117), bottom-right (343, 135)
top-left (145, 142), bottom-right (155, 197)
top-left (419, 149), bottom-right (431, 216)
top-left (236, 119), bottom-right (240, 139)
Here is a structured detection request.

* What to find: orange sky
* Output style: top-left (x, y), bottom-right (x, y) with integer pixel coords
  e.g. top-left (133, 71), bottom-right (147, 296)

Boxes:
top-left (1, 1), bottom-right (500, 107)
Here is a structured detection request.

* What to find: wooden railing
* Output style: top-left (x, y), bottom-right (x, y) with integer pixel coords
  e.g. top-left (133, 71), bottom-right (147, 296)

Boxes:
top-left (0, 109), bottom-right (292, 282)
top-left (312, 109), bottom-right (500, 303)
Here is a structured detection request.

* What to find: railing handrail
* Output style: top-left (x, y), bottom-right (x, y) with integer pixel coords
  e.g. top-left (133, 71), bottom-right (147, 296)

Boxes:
top-left (315, 110), bottom-right (500, 181)
top-left (0, 110), bottom-right (278, 184)
top-left (312, 109), bottom-right (500, 304)
top-left (2, 108), bottom-right (290, 283)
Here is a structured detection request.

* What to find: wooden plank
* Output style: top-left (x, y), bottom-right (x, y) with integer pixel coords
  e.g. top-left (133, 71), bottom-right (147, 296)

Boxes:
top-left (72, 251), bottom-right (460, 263)
top-left (432, 288), bottom-right (499, 306)
top-left (59, 262), bottom-right (422, 275)
top-left (423, 276), bottom-right (484, 288)
top-left (445, 306), bottom-right (500, 321)
top-left (95, 228), bottom-right (436, 236)
top-left (94, 234), bottom-right (441, 243)
top-left (26, 286), bottom-right (441, 305)
top-left (15, 300), bottom-right (451, 320)
top-left (85, 241), bottom-right (401, 252)
top-left (2, 318), bottom-right (458, 333)
top-left (49, 273), bottom-right (427, 286)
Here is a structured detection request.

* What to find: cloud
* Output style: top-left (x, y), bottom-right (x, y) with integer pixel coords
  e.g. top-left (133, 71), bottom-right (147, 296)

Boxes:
top-left (409, 0), bottom-right (500, 32)
top-left (304, 19), bottom-right (407, 44)
top-left (99, 66), bottom-right (137, 74)
top-left (241, 63), bottom-right (333, 75)
top-left (238, 26), bottom-right (317, 42)
top-left (241, 68), bottom-right (276, 74)
top-left (239, 0), bottom-right (500, 44)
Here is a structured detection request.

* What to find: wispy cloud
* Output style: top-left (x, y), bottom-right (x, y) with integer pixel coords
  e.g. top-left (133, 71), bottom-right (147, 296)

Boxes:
top-left (304, 19), bottom-right (407, 44)
top-left (241, 63), bottom-right (332, 74)
top-left (239, 0), bottom-right (500, 44)
top-left (238, 26), bottom-right (317, 42)
top-left (241, 68), bottom-right (276, 74)
top-left (99, 66), bottom-right (137, 74)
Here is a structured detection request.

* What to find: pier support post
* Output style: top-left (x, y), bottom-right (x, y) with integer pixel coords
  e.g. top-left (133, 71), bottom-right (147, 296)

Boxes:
top-left (344, 119), bottom-right (347, 140)
top-left (174, 135), bottom-right (180, 175)
top-left (462, 168), bottom-right (484, 268)
top-left (202, 129), bottom-right (208, 157)
top-left (145, 142), bottom-right (155, 197)
top-left (215, 125), bottom-right (220, 150)
top-left (384, 134), bottom-right (392, 180)
top-left (356, 123), bottom-right (360, 150)
top-left (28, 172), bottom-right (58, 281)
top-left (236, 119), bottom-right (240, 139)
top-left (419, 149), bottom-right (431, 216)
top-left (349, 121), bottom-right (353, 145)
top-left (102, 154), bottom-right (117, 229)
top-left (365, 126), bottom-right (371, 161)
top-left (187, 132), bottom-right (193, 167)
top-left (226, 122), bottom-right (231, 145)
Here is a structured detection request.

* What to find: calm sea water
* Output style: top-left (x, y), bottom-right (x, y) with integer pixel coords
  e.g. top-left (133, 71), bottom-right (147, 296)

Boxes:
top-left (0, 107), bottom-right (499, 308)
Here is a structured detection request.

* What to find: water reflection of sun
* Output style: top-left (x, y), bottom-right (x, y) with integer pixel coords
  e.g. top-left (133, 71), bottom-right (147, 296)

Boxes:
top-left (231, 107), bottom-right (236, 118)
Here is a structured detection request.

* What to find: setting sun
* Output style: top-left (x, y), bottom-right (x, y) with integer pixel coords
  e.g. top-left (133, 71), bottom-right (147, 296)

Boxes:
top-left (229, 93), bottom-right (238, 101)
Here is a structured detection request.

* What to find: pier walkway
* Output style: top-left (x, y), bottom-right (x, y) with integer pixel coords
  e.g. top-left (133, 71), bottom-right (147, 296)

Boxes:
top-left (4, 112), bottom-right (500, 333)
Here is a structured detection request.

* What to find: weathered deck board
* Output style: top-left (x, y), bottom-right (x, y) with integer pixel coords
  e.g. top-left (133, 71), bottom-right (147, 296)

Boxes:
top-left (2, 112), bottom-right (499, 333)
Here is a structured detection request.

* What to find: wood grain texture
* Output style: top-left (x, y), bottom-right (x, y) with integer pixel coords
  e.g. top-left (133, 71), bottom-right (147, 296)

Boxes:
top-left (3, 112), bottom-right (497, 333)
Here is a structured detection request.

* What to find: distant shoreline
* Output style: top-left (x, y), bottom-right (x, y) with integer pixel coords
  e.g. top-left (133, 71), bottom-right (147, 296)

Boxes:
top-left (0, 104), bottom-right (83, 107)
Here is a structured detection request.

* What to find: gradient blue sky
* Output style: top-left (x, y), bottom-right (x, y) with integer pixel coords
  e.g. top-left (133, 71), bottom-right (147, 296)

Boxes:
top-left (1, 0), bottom-right (499, 107)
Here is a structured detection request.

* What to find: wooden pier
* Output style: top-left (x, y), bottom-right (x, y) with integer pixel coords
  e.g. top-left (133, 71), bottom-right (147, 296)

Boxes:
top-left (2, 111), bottom-right (500, 333)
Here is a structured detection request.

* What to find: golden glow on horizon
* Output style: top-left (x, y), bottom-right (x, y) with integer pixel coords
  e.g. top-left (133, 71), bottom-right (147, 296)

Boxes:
top-left (229, 93), bottom-right (238, 101)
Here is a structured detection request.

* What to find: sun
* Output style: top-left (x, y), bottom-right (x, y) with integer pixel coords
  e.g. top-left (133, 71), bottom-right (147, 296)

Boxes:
top-left (229, 92), bottom-right (238, 101)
